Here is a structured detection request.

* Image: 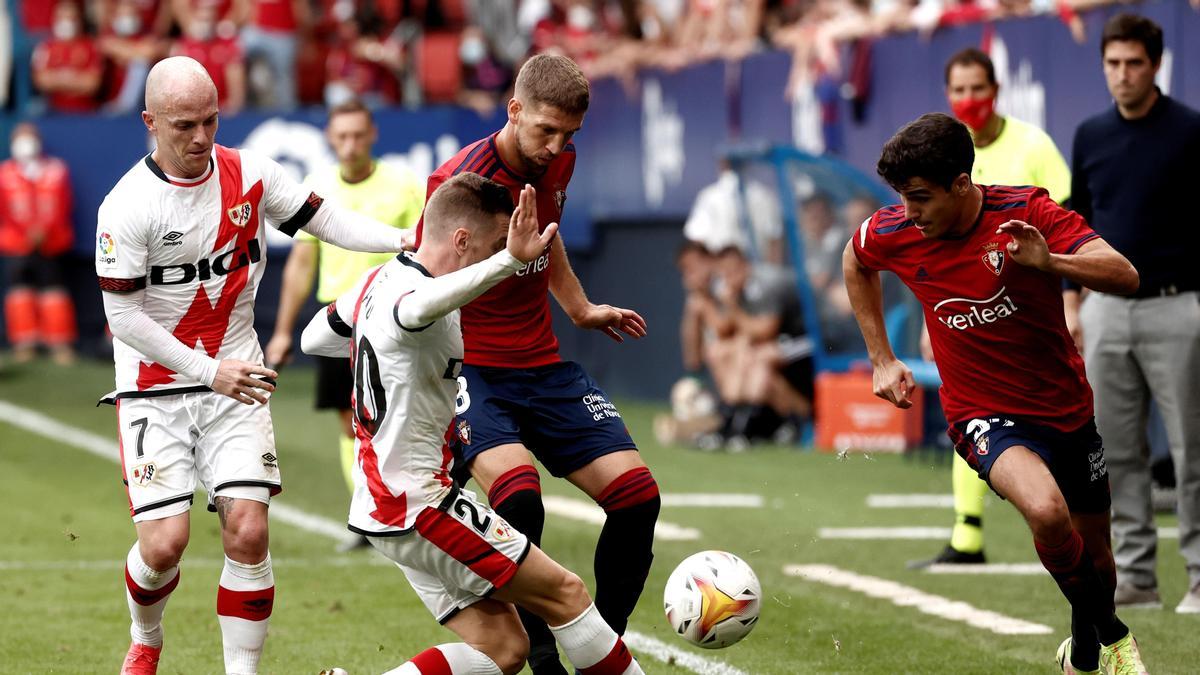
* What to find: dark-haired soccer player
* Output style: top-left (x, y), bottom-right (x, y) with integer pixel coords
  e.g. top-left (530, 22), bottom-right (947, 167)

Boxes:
top-left (415, 54), bottom-right (656, 674)
top-left (844, 113), bottom-right (1147, 675)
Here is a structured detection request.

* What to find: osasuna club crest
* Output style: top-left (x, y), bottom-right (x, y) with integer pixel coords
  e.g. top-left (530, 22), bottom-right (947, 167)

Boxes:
top-left (554, 189), bottom-right (567, 211)
top-left (457, 419), bottom-right (472, 445)
top-left (981, 242), bottom-right (1005, 276)
top-left (228, 201), bottom-right (253, 228)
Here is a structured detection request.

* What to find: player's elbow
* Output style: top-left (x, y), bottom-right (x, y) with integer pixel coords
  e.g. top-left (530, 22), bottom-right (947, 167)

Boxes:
top-left (1117, 262), bottom-right (1140, 296)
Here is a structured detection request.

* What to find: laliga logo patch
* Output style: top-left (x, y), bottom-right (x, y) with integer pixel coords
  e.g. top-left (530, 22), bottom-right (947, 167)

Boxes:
top-left (131, 462), bottom-right (157, 486)
top-left (981, 242), bottom-right (1005, 276)
top-left (228, 201), bottom-right (253, 228)
top-left (97, 231), bottom-right (117, 265)
top-left (457, 419), bottom-right (472, 445)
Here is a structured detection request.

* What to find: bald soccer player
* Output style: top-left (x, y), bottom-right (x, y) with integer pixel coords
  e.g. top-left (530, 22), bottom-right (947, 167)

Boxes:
top-left (96, 57), bottom-right (410, 675)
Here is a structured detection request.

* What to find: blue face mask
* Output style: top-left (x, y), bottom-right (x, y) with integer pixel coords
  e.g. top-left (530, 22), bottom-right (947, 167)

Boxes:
top-left (460, 37), bottom-right (487, 66)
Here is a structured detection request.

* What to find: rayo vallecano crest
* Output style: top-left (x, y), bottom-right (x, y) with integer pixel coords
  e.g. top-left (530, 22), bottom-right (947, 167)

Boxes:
top-left (228, 201), bottom-right (253, 227)
top-left (981, 242), bottom-right (1005, 276)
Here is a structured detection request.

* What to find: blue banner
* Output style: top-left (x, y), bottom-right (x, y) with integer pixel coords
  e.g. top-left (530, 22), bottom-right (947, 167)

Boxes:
top-left (35, 0), bottom-right (1200, 256)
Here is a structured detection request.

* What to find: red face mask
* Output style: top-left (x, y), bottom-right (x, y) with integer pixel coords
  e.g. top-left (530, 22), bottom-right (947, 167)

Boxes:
top-left (951, 95), bottom-right (996, 132)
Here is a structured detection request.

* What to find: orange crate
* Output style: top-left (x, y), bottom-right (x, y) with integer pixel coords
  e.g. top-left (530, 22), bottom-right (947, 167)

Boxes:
top-left (815, 371), bottom-right (923, 452)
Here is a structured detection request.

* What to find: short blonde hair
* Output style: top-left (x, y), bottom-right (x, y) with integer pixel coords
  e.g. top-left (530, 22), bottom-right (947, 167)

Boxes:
top-left (514, 54), bottom-right (590, 114)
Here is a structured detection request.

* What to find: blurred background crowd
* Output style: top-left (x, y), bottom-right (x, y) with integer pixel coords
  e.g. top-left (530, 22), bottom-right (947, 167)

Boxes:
top-left (11, 0), bottom-right (1169, 119)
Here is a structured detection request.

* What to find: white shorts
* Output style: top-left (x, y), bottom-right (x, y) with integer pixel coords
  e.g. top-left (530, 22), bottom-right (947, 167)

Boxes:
top-left (116, 391), bottom-right (280, 522)
top-left (365, 489), bottom-right (530, 624)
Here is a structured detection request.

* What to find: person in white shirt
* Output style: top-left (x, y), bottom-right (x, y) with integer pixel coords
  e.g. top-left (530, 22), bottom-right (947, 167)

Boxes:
top-left (97, 56), bottom-right (409, 675)
top-left (301, 174), bottom-right (643, 675)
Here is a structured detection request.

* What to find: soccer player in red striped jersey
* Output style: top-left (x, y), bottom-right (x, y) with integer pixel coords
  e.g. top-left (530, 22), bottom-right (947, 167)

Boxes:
top-left (844, 113), bottom-right (1147, 674)
top-left (302, 176), bottom-right (643, 675)
top-left (416, 55), bottom-right (656, 674)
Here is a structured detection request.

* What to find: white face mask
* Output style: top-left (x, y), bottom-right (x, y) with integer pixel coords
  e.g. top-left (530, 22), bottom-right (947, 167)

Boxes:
top-left (113, 14), bottom-right (142, 37)
top-left (53, 18), bottom-right (79, 40)
top-left (191, 20), bottom-right (216, 41)
top-left (567, 5), bottom-right (594, 30)
top-left (11, 135), bottom-right (41, 162)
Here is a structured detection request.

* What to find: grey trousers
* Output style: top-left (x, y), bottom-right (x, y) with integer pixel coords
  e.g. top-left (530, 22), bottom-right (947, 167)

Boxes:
top-left (1080, 291), bottom-right (1200, 589)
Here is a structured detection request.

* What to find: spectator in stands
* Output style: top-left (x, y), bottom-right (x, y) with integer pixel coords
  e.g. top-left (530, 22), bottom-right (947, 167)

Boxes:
top-left (1069, 13), bottom-right (1200, 614)
top-left (456, 24), bottom-right (515, 116)
top-left (236, 0), bottom-right (310, 109)
top-left (0, 123), bottom-right (78, 365)
top-left (697, 246), bottom-right (813, 450)
top-left (684, 159), bottom-right (783, 265)
top-left (797, 192), bottom-right (845, 293)
top-left (654, 240), bottom-right (724, 447)
top-left (169, 0), bottom-right (238, 36)
top-left (172, 4), bottom-right (246, 112)
top-left (98, 0), bottom-right (170, 113)
top-left (324, 11), bottom-right (402, 108)
top-left (911, 46), bottom-right (1073, 571)
top-left (94, 0), bottom-right (173, 37)
top-left (32, 1), bottom-right (104, 113)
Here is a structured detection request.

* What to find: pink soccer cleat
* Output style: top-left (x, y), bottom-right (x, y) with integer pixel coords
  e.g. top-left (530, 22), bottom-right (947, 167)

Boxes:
top-left (120, 642), bottom-right (162, 675)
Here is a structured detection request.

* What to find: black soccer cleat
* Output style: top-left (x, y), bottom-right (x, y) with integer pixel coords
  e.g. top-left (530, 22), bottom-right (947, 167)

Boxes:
top-left (907, 544), bottom-right (986, 569)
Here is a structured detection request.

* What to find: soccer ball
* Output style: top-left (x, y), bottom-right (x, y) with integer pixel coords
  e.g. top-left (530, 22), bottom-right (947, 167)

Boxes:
top-left (663, 550), bottom-right (761, 649)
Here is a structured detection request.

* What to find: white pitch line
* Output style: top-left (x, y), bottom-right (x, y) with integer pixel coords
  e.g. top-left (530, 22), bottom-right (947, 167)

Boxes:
top-left (867, 494), bottom-right (955, 508)
top-left (784, 564), bottom-right (1052, 635)
top-left (622, 632), bottom-right (748, 675)
top-left (542, 495), bottom-right (701, 541)
top-left (924, 563), bottom-right (1047, 575)
top-left (0, 557), bottom-right (394, 571)
top-left (819, 527), bottom-right (951, 540)
top-left (820, 525), bottom-right (1180, 541)
top-left (661, 493), bottom-right (764, 508)
top-left (1, 399), bottom-right (737, 675)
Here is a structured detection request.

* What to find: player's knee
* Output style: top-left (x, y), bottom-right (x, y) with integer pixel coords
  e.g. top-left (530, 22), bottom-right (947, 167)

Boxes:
top-left (141, 532), bottom-right (188, 570)
top-left (481, 631), bottom-right (529, 675)
top-left (1024, 496), bottom-right (1071, 539)
top-left (221, 511), bottom-right (270, 559)
top-left (557, 570), bottom-right (590, 614)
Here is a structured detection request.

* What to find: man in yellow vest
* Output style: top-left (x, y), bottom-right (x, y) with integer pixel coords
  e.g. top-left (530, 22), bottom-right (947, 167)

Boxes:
top-left (266, 99), bottom-right (423, 550)
top-left (911, 47), bottom-right (1072, 568)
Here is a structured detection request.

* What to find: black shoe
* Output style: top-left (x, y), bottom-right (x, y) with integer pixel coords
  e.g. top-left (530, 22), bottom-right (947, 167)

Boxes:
top-left (907, 544), bottom-right (986, 569)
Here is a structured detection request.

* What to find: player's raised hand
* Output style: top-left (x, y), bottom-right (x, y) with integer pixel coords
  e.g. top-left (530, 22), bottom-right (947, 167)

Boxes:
top-left (872, 358), bottom-right (916, 409)
top-left (507, 184), bottom-right (558, 263)
top-left (212, 359), bottom-right (278, 405)
top-left (997, 220), bottom-right (1050, 270)
top-left (573, 303), bottom-right (648, 342)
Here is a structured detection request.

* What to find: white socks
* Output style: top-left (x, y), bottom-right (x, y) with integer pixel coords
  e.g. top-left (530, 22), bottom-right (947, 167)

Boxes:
top-left (550, 604), bottom-right (642, 675)
top-left (124, 542), bottom-right (180, 648)
top-left (384, 643), bottom-right (502, 674)
top-left (217, 554), bottom-right (275, 675)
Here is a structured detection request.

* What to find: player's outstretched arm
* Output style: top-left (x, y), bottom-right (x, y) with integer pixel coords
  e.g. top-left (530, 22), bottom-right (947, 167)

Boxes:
top-left (997, 221), bottom-right (1139, 295)
top-left (300, 202), bottom-right (410, 253)
top-left (395, 185), bottom-right (555, 328)
top-left (842, 241), bottom-right (915, 409)
top-left (548, 236), bottom-right (648, 343)
top-left (265, 240), bottom-right (318, 368)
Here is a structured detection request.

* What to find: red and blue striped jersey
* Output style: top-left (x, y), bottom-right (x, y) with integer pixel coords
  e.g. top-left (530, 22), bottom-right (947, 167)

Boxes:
top-left (417, 132), bottom-right (575, 368)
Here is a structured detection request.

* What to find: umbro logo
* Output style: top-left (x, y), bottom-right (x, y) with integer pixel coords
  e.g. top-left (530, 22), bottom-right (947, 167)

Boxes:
top-left (162, 231), bottom-right (184, 247)
top-left (915, 266), bottom-right (931, 282)
top-left (261, 452), bottom-right (278, 468)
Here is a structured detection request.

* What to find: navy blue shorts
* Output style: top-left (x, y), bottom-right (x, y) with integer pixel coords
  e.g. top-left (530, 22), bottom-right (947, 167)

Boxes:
top-left (948, 415), bottom-right (1111, 513)
top-left (453, 361), bottom-right (637, 478)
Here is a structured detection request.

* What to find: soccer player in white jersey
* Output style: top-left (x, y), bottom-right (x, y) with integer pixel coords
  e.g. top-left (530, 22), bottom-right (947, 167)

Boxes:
top-left (301, 174), bottom-right (644, 675)
top-left (96, 57), bottom-right (411, 675)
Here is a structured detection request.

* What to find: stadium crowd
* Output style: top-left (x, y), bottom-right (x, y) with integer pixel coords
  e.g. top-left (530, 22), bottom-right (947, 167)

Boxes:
top-left (17, 0), bottom-right (1166, 117)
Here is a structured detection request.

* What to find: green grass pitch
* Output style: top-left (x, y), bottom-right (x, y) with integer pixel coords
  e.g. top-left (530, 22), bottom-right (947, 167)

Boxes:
top-left (0, 360), bottom-right (1192, 673)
